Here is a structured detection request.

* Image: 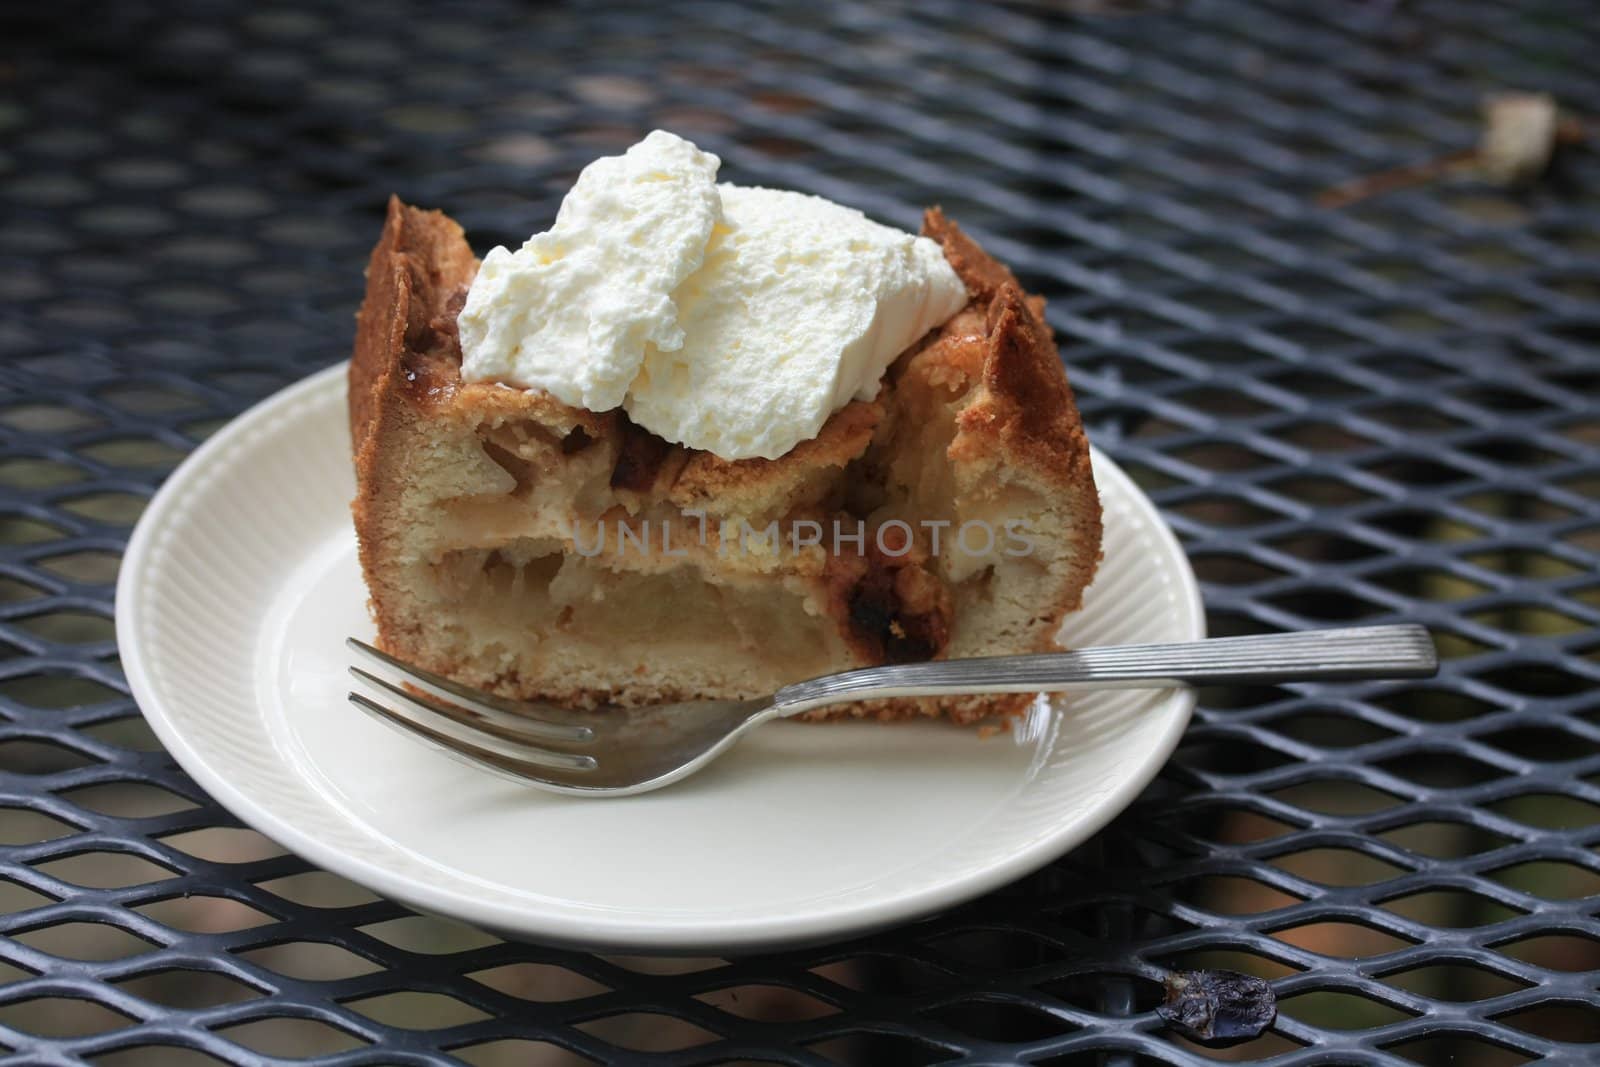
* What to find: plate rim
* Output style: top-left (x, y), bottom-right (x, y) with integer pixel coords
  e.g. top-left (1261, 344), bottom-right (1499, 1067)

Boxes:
top-left (117, 361), bottom-right (1203, 952)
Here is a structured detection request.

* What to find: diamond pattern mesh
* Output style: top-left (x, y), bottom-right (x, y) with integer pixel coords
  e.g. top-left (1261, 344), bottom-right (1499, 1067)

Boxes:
top-left (2, 0), bottom-right (1598, 1063)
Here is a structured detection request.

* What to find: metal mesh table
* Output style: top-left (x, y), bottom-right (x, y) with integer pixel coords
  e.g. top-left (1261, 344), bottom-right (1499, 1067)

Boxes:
top-left (2, 1), bottom-right (1598, 1063)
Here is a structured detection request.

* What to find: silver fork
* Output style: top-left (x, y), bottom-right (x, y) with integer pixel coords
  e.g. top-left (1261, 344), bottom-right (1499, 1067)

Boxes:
top-left (346, 624), bottom-right (1436, 797)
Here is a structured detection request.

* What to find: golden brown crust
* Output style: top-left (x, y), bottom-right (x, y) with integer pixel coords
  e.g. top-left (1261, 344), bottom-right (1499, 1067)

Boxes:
top-left (922, 209), bottom-right (1103, 632)
top-left (923, 206), bottom-right (1023, 306)
top-left (351, 198), bottom-right (477, 431)
top-left (922, 207), bottom-right (1090, 488)
top-left (801, 691), bottom-right (1035, 727)
top-left (670, 399), bottom-right (881, 519)
top-left (349, 199), bottom-right (480, 651)
top-left (385, 669), bottom-right (1030, 727)
top-left (954, 286), bottom-right (1095, 498)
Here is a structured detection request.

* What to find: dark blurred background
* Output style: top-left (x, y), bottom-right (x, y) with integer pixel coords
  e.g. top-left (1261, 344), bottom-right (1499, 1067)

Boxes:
top-left (1, 1), bottom-right (1597, 1063)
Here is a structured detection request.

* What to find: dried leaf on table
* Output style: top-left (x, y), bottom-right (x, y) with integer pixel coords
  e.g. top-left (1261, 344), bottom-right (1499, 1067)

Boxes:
top-left (1158, 969), bottom-right (1277, 1045)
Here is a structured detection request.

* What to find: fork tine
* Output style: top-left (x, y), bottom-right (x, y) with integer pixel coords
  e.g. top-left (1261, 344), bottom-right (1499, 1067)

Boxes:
top-left (346, 638), bottom-right (592, 742)
top-left (347, 691), bottom-right (596, 773)
top-left (348, 665), bottom-right (593, 746)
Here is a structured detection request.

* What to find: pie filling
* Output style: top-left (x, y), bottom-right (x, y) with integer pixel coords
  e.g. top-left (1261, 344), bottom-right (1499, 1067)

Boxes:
top-left (382, 307), bottom-right (1055, 702)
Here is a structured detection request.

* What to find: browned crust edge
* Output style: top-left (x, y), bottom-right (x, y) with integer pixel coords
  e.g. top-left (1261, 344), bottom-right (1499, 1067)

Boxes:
top-left (923, 206), bottom-right (1104, 638)
top-left (349, 198), bottom-right (479, 652)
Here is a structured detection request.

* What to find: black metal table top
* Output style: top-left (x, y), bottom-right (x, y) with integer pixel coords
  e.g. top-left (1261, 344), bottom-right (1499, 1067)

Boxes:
top-left (2, 1), bottom-right (1598, 1064)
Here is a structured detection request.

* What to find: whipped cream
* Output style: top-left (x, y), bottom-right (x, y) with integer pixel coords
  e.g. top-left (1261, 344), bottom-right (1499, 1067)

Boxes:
top-left (458, 131), bottom-right (720, 411)
top-left (458, 131), bottom-right (968, 460)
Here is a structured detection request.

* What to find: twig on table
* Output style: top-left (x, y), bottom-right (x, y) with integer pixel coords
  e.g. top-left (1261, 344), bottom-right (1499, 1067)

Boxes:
top-left (1317, 91), bottom-right (1585, 210)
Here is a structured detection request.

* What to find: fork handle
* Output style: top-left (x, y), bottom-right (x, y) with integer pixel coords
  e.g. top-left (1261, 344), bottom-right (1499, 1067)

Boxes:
top-left (771, 624), bottom-right (1437, 715)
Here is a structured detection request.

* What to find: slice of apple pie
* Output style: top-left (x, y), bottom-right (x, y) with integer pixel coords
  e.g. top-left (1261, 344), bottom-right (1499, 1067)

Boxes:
top-left (350, 147), bottom-right (1100, 726)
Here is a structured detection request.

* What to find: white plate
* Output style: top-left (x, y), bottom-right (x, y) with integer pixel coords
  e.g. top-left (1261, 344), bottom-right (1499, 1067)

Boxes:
top-left (117, 363), bottom-right (1202, 953)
